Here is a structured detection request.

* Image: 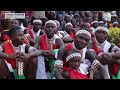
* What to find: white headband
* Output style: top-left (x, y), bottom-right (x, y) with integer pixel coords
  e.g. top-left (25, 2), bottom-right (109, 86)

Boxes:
top-left (65, 22), bottom-right (73, 27)
top-left (113, 22), bottom-right (118, 25)
top-left (92, 21), bottom-right (98, 24)
top-left (54, 20), bottom-right (60, 27)
top-left (94, 26), bottom-right (109, 35)
top-left (66, 53), bottom-right (81, 62)
top-left (45, 20), bottom-right (57, 29)
top-left (99, 21), bottom-right (104, 24)
top-left (33, 19), bottom-right (42, 24)
top-left (76, 30), bottom-right (91, 39)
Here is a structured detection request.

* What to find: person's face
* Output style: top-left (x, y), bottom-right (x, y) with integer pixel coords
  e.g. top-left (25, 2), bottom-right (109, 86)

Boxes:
top-left (84, 23), bottom-right (90, 29)
top-left (95, 30), bottom-right (108, 44)
top-left (71, 19), bottom-right (76, 25)
top-left (99, 23), bottom-right (104, 26)
top-left (65, 25), bottom-right (72, 32)
top-left (74, 33), bottom-right (90, 50)
top-left (111, 17), bottom-right (118, 22)
top-left (11, 20), bottom-right (20, 28)
top-left (24, 16), bottom-right (31, 24)
top-left (93, 23), bottom-right (98, 28)
top-left (57, 14), bottom-right (63, 21)
top-left (87, 17), bottom-right (92, 23)
top-left (11, 29), bottom-right (24, 45)
top-left (74, 16), bottom-right (79, 22)
top-left (45, 23), bottom-right (56, 37)
top-left (68, 56), bottom-right (81, 70)
top-left (33, 22), bottom-right (42, 32)
top-left (65, 16), bottom-right (70, 22)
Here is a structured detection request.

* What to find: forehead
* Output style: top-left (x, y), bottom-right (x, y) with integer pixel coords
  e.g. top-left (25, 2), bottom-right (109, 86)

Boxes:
top-left (15, 29), bottom-right (24, 35)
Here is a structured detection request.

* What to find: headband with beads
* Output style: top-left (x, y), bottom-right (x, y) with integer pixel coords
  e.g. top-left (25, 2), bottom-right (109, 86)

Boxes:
top-left (66, 53), bottom-right (81, 62)
top-left (75, 30), bottom-right (91, 39)
top-left (45, 20), bottom-right (57, 29)
top-left (94, 26), bottom-right (109, 35)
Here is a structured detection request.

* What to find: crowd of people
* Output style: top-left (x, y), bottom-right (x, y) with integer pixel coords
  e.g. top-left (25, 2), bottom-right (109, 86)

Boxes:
top-left (0, 11), bottom-right (120, 79)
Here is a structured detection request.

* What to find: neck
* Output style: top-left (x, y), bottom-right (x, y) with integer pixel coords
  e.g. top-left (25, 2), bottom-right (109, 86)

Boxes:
top-left (12, 41), bottom-right (20, 47)
top-left (66, 30), bottom-right (71, 34)
top-left (46, 34), bottom-right (54, 39)
top-left (33, 29), bottom-right (39, 33)
top-left (97, 40), bottom-right (106, 45)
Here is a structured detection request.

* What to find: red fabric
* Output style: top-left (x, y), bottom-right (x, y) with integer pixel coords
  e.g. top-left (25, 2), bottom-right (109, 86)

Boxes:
top-left (27, 25), bottom-right (34, 39)
top-left (112, 63), bottom-right (118, 75)
top-left (65, 43), bottom-right (72, 51)
top-left (4, 41), bottom-right (16, 69)
top-left (63, 67), bottom-right (89, 79)
top-left (39, 34), bottom-right (57, 72)
top-left (64, 43), bottom-right (72, 67)
top-left (39, 34), bottom-right (56, 50)
top-left (3, 35), bottom-right (10, 42)
top-left (70, 32), bottom-right (75, 39)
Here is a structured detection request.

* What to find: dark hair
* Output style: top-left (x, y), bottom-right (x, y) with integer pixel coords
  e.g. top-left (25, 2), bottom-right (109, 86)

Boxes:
top-left (9, 26), bottom-right (22, 36)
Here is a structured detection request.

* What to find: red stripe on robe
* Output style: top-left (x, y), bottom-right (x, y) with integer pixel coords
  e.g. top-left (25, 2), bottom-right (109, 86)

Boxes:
top-left (112, 63), bottom-right (118, 75)
top-left (4, 41), bottom-right (16, 69)
top-left (39, 34), bottom-right (56, 50)
top-left (39, 34), bottom-right (57, 72)
top-left (63, 67), bottom-right (89, 79)
top-left (63, 43), bottom-right (72, 67)
top-left (27, 25), bottom-right (34, 39)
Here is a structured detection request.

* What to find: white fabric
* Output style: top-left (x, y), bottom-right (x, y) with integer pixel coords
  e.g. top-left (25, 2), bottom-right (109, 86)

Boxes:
top-left (31, 29), bottom-right (41, 40)
top-left (36, 56), bottom-right (47, 79)
top-left (5, 60), bottom-right (14, 72)
top-left (53, 34), bottom-right (62, 44)
top-left (46, 72), bottom-right (51, 79)
top-left (57, 31), bottom-right (70, 38)
top-left (20, 23), bottom-right (26, 31)
top-left (98, 40), bottom-right (111, 79)
top-left (33, 19), bottom-right (42, 24)
top-left (92, 21), bottom-right (98, 24)
top-left (102, 12), bottom-right (111, 22)
top-left (80, 47), bottom-right (91, 75)
top-left (99, 21), bottom-right (104, 24)
top-left (113, 22), bottom-right (118, 25)
top-left (54, 20), bottom-right (60, 27)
